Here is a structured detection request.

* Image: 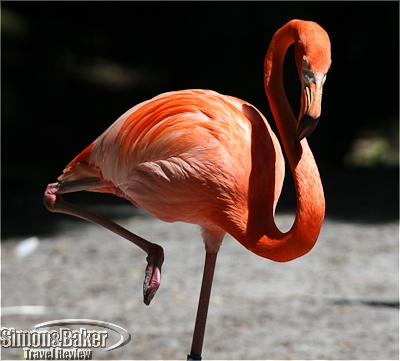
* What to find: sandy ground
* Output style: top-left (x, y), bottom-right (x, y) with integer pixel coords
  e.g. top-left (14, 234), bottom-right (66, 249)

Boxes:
top-left (2, 207), bottom-right (399, 360)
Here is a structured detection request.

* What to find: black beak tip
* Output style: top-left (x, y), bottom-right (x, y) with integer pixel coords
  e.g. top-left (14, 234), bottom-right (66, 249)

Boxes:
top-left (296, 116), bottom-right (320, 142)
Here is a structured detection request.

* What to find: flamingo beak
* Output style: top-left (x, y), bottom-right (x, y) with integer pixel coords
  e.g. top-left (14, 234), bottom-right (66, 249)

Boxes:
top-left (296, 81), bottom-right (323, 141)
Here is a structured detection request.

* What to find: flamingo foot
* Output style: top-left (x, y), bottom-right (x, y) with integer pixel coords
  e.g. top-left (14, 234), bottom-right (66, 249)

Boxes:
top-left (143, 244), bottom-right (164, 305)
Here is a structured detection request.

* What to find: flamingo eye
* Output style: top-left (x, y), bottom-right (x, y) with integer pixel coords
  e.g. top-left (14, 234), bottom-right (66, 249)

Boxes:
top-left (301, 56), bottom-right (314, 85)
top-left (302, 68), bottom-right (314, 85)
top-left (301, 56), bottom-right (327, 86)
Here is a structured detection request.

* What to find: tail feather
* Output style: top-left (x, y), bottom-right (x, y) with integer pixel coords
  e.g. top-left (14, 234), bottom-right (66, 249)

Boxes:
top-left (57, 143), bottom-right (97, 182)
top-left (57, 143), bottom-right (125, 197)
top-left (57, 162), bottom-right (101, 182)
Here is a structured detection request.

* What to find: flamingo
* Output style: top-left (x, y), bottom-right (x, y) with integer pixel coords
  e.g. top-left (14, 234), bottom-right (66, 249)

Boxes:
top-left (44, 19), bottom-right (331, 359)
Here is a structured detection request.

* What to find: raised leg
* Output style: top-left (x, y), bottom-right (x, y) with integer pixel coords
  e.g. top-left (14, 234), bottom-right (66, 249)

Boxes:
top-left (44, 178), bottom-right (164, 305)
top-left (188, 252), bottom-right (218, 360)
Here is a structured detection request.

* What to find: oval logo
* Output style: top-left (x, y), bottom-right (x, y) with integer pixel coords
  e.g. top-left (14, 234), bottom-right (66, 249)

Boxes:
top-left (35, 319), bottom-right (131, 351)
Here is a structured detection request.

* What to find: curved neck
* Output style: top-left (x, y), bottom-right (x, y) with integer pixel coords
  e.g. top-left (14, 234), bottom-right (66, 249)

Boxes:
top-left (235, 21), bottom-right (325, 262)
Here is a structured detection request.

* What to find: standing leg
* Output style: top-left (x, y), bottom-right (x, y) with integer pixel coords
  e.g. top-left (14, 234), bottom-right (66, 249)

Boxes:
top-left (44, 178), bottom-right (163, 305)
top-left (188, 252), bottom-right (218, 360)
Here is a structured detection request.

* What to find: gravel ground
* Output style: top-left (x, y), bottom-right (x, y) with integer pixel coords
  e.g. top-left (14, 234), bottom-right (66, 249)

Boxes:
top-left (2, 207), bottom-right (399, 360)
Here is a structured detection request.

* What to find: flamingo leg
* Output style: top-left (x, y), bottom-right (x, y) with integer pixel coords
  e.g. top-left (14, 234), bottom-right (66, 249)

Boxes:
top-left (44, 178), bottom-right (164, 305)
top-left (188, 252), bottom-right (218, 360)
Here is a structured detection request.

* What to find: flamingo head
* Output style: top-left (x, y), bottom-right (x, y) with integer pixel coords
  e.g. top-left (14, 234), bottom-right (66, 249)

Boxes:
top-left (294, 21), bottom-right (331, 141)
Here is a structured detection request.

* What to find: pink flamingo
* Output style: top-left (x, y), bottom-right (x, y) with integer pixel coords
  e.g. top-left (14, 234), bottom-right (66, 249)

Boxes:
top-left (44, 19), bottom-right (331, 359)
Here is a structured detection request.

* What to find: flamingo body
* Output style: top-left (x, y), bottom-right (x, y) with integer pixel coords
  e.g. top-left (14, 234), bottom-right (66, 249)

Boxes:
top-left (60, 90), bottom-right (285, 254)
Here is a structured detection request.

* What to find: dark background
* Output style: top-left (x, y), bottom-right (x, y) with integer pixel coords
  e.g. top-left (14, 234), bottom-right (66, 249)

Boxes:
top-left (2, 2), bottom-right (399, 238)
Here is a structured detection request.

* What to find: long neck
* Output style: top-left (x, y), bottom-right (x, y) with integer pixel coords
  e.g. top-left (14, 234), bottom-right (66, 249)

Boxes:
top-left (235, 21), bottom-right (325, 262)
